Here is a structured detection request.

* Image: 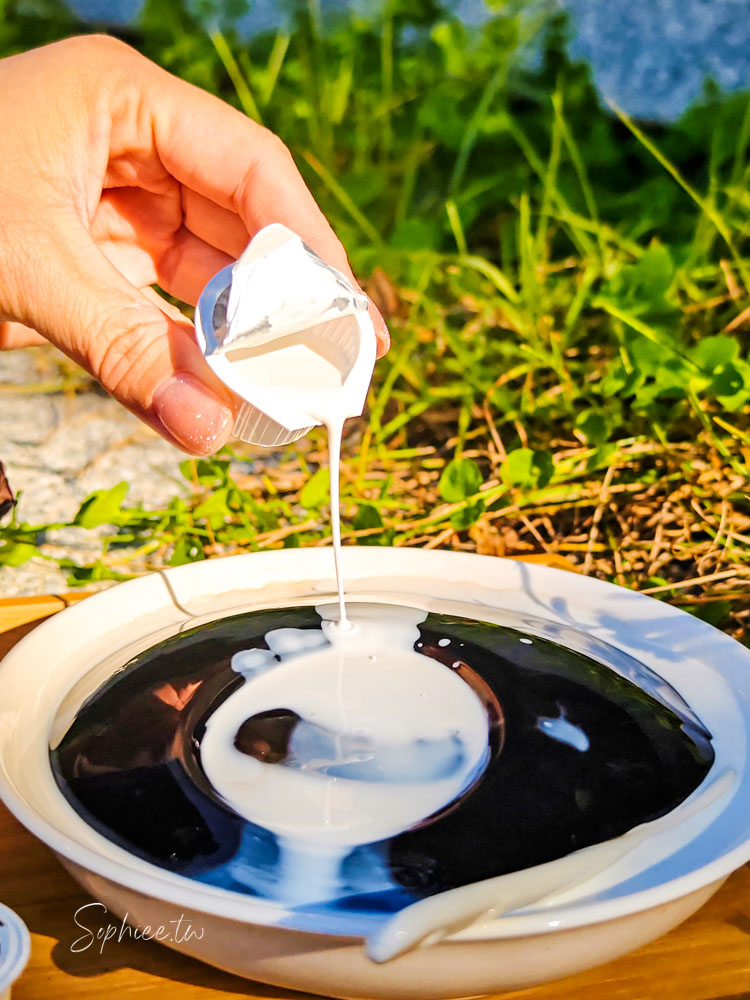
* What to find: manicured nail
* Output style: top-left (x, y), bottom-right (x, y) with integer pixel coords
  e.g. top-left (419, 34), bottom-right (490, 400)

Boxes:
top-left (369, 303), bottom-right (391, 357)
top-left (153, 372), bottom-right (233, 455)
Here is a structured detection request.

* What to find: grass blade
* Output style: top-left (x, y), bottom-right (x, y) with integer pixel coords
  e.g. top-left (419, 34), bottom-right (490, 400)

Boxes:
top-left (209, 30), bottom-right (262, 123)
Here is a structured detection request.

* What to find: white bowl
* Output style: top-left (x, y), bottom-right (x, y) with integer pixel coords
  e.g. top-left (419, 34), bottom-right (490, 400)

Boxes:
top-left (0, 902), bottom-right (30, 1000)
top-left (1, 548), bottom-right (750, 999)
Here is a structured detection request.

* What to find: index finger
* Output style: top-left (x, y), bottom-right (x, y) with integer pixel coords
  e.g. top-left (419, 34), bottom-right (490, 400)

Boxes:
top-left (140, 59), bottom-right (390, 355)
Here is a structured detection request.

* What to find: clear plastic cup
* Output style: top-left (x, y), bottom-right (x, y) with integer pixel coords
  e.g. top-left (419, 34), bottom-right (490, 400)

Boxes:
top-left (195, 224), bottom-right (376, 447)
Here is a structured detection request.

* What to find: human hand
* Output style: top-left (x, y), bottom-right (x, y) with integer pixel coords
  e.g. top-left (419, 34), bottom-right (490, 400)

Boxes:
top-left (0, 36), bottom-right (389, 455)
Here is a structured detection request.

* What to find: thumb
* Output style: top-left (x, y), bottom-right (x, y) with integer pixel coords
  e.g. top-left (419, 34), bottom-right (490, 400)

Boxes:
top-left (22, 234), bottom-right (236, 456)
top-left (0, 321), bottom-right (48, 348)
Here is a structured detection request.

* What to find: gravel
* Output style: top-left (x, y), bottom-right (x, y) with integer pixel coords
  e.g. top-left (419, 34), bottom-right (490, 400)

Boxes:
top-left (0, 346), bottom-right (190, 598)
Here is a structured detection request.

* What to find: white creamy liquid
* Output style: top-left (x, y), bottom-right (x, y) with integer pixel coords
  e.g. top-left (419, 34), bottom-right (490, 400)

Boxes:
top-left (367, 767), bottom-right (736, 962)
top-left (200, 604), bottom-right (490, 903)
top-left (227, 340), bottom-right (349, 625)
top-left (203, 323), bottom-right (492, 902)
top-left (227, 343), bottom-right (345, 412)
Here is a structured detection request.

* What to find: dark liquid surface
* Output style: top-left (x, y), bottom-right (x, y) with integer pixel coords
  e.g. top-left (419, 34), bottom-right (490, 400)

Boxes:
top-left (50, 606), bottom-right (714, 915)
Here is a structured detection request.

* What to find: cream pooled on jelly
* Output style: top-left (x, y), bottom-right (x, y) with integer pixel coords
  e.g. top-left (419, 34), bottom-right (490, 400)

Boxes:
top-left (200, 603), bottom-right (490, 902)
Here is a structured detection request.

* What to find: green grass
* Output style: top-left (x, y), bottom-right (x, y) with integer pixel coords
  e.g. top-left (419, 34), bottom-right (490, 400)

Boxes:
top-left (2, 0), bottom-right (750, 638)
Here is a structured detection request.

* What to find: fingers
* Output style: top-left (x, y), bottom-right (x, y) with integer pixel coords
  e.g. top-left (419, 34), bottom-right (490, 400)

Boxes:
top-left (25, 226), bottom-right (236, 456)
top-left (142, 64), bottom-right (390, 354)
top-left (0, 321), bottom-right (47, 349)
top-left (93, 190), bottom-right (234, 304)
top-left (182, 188), bottom-right (250, 259)
top-left (370, 304), bottom-right (391, 357)
top-left (157, 228), bottom-right (234, 305)
top-left (0, 30), bottom-right (389, 471)
top-left (231, 147), bottom-right (392, 355)
top-left (139, 285), bottom-right (196, 325)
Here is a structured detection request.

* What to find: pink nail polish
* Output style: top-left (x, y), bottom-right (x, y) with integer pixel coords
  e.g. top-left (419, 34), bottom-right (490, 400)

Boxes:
top-left (153, 372), bottom-right (233, 455)
top-left (369, 304), bottom-right (391, 356)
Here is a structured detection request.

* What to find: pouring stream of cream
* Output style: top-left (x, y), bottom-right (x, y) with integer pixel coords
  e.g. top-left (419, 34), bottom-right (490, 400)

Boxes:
top-left (227, 344), bottom-right (351, 627)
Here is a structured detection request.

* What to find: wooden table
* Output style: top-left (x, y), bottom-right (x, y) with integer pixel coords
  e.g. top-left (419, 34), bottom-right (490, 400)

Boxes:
top-left (2, 596), bottom-right (750, 999)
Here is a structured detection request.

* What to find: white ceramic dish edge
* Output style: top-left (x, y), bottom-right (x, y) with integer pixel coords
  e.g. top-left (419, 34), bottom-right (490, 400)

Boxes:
top-left (1, 549), bottom-right (750, 936)
top-left (2, 549), bottom-right (750, 998)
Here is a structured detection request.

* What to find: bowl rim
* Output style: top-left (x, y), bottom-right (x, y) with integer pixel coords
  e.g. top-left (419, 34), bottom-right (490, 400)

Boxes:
top-left (1, 547), bottom-right (750, 943)
top-left (0, 901), bottom-right (31, 992)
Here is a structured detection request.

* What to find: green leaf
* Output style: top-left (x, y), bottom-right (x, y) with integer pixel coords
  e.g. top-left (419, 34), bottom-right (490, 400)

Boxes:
top-left (194, 487), bottom-right (234, 523)
top-left (598, 243), bottom-right (679, 332)
top-left (710, 361), bottom-right (745, 398)
top-left (63, 561), bottom-right (133, 585)
top-left (602, 337), bottom-right (691, 412)
top-left (242, 496), bottom-right (279, 533)
top-left (684, 601), bottom-right (732, 628)
top-left (353, 504), bottom-right (392, 545)
top-left (686, 336), bottom-right (750, 408)
top-left (692, 335), bottom-right (738, 372)
top-left (439, 457), bottom-right (483, 502)
top-left (575, 411), bottom-right (611, 446)
top-left (430, 20), bottom-right (469, 77)
top-left (635, 243), bottom-right (674, 298)
top-left (0, 542), bottom-right (40, 566)
top-left (609, 243), bottom-right (674, 308)
top-left (354, 505), bottom-right (383, 531)
top-left (450, 498), bottom-right (485, 530)
top-left (169, 537), bottom-right (207, 566)
top-left (502, 449), bottom-right (554, 490)
top-left (73, 482), bottom-right (129, 529)
top-left (716, 358), bottom-right (750, 410)
top-left (165, 496), bottom-right (192, 525)
top-left (585, 442), bottom-right (619, 473)
top-left (300, 468), bottom-right (331, 509)
top-left (180, 457), bottom-right (231, 486)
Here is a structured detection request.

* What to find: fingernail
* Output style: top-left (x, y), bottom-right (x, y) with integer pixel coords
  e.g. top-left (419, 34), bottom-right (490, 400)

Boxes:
top-left (153, 372), bottom-right (233, 455)
top-left (369, 303), bottom-right (391, 357)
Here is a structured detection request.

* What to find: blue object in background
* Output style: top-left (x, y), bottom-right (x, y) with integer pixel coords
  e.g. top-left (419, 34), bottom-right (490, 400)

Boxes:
top-left (65, 0), bottom-right (750, 121)
top-left (564, 0), bottom-right (750, 121)
top-left (455, 0), bottom-right (750, 121)
top-left (67, 0), bottom-right (142, 22)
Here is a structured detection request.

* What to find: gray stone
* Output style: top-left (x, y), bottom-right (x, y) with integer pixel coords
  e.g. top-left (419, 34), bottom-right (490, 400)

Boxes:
top-left (1, 346), bottom-right (191, 597)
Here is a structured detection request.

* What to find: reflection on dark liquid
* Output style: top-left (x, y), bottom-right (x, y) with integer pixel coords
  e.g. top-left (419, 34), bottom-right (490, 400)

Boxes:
top-left (50, 606), bottom-right (714, 913)
top-left (235, 708), bottom-right (301, 764)
top-left (235, 708), bottom-right (473, 784)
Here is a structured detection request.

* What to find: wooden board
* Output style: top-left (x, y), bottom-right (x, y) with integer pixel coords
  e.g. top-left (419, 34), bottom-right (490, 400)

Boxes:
top-left (2, 596), bottom-right (750, 999)
top-left (0, 592), bottom-right (89, 638)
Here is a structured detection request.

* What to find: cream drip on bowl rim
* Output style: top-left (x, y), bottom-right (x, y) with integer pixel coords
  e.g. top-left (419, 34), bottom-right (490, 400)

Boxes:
top-left (49, 592), bottom-right (716, 948)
